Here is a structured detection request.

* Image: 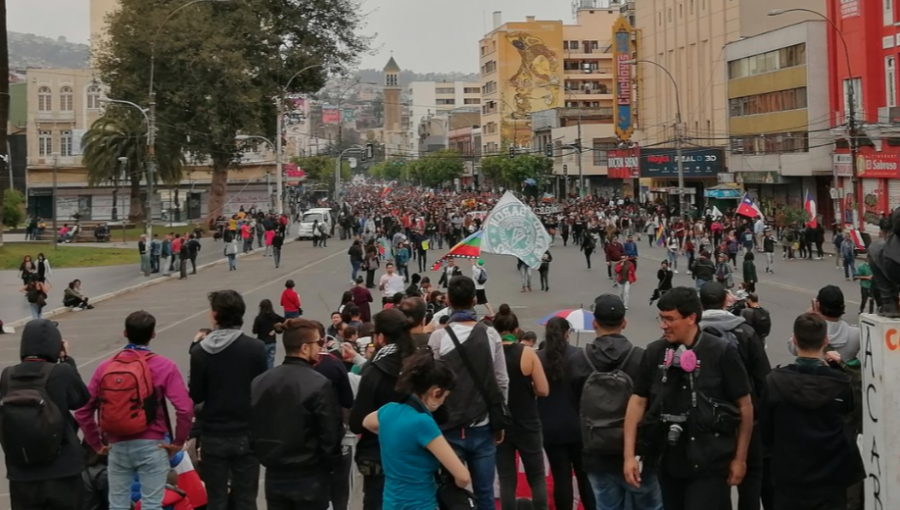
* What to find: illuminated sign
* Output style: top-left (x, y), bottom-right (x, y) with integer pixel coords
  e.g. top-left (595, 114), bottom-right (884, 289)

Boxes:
top-left (612, 17), bottom-right (634, 142)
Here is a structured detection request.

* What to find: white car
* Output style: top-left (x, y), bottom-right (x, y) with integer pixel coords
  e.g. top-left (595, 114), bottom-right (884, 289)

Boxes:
top-left (296, 208), bottom-right (333, 239)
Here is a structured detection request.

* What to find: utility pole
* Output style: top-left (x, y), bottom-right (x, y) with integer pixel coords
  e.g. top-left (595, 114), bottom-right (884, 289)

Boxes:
top-left (147, 92), bottom-right (156, 239)
top-left (114, 156), bottom-right (127, 222)
top-left (52, 154), bottom-right (59, 248)
top-left (675, 111), bottom-right (687, 218)
top-left (576, 113), bottom-right (584, 196)
top-left (275, 104), bottom-right (284, 214)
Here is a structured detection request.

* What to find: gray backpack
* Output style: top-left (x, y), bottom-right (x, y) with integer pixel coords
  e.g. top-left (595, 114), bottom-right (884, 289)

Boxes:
top-left (580, 347), bottom-right (635, 454)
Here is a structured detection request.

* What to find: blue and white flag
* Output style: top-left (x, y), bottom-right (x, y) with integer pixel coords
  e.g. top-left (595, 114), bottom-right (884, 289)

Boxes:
top-left (481, 191), bottom-right (551, 269)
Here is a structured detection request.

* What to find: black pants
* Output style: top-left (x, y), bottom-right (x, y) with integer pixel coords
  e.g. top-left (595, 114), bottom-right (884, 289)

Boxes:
top-left (816, 241), bottom-right (824, 258)
top-left (761, 456), bottom-right (774, 510)
top-left (497, 430), bottom-right (548, 510)
top-left (190, 255), bottom-right (198, 274)
top-left (266, 473), bottom-right (330, 510)
top-left (736, 426), bottom-right (764, 510)
top-left (10, 474), bottom-right (82, 510)
top-left (657, 469), bottom-right (731, 510)
top-left (201, 435), bottom-right (260, 510)
top-left (539, 269), bottom-right (549, 290)
top-left (362, 472), bottom-right (385, 510)
top-left (417, 251), bottom-right (428, 272)
top-left (544, 442), bottom-right (594, 510)
top-left (584, 250), bottom-right (593, 269)
top-left (860, 287), bottom-right (875, 314)
top-left (170, 254), bottom-right (177, 271)
top-left (366, 269), bottom-right (376, 288)
top-left (331, 445), bottom-right (352, 510)
top-left (774, 487), bottom-right (847, 510)
top-left (179, 257), bottom-right (188, 279)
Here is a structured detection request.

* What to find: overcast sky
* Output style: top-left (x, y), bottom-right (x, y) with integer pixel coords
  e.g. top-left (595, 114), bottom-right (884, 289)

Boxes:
top-left (8, 0), bottom-right (577, 73)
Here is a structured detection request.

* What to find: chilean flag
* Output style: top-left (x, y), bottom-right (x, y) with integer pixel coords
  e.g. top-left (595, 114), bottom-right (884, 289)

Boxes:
top-left (805, 190), bottom-right (818, 228)
top-left (736, 193), bottom-right (762, 218)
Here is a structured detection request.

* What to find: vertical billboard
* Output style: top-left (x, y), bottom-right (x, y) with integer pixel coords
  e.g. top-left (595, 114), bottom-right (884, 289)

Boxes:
top-left (499, 21), bottom-right (563, 147)
top-left (613, 17), bottom-right (634, 142)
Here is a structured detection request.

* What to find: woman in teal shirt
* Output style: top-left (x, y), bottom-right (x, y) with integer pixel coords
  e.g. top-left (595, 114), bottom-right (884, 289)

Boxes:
top-left (364, 349), bottom-right (470, 510)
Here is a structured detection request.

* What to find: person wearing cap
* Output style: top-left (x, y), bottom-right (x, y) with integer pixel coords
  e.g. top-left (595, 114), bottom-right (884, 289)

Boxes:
top-left (623, 287), bottom-right (753, 510)
top-left (472, 259), bottom-right (496, 316)
top-left (1, 319), bottom-right (90, 509)
top-left (570, 295), bottom-right (662, 510)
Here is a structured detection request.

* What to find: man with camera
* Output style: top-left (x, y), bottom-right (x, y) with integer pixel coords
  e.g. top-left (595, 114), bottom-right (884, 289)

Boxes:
top-left (622, 287), bottom-right (753, 510)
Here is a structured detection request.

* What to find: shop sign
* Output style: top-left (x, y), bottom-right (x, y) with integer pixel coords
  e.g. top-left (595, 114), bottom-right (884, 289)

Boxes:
top-left (608, 148), bottom-right (640, 179)
top-left (640, 148), bottom-right (725, 178)
top-left (833, 154), bottom-right (853, 178)
top-left (735, 171), bottom-right (786, 185)
top-left (612, 17), bottom-right (635, 142)
top-left (857, 153), bottom-right (900, 179)
top-left (704, 187), bottom-right (742, 199)
top-left (717, 173), bottom-right (736, 184)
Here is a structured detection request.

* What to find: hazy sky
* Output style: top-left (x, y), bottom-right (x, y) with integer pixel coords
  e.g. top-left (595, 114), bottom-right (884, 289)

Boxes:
top-left (8, 0), bottom-right (577, 73)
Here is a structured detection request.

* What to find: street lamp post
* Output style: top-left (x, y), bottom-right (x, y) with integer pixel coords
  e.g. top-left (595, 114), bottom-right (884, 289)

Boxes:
top-left (627, 59), bottom-right (687, 217)
top-left (769, 8), bottom-right (857, 230)
top-left (235, 134), bottom-right (276, 211)
top-left (276, 64), bottom-right (324, 215)
top-left (336, 145), bottom-right (363, 201)
top-left (52, 154), bottom-right (59, 248)
top-left (98, 98), bottom-right (153, 237)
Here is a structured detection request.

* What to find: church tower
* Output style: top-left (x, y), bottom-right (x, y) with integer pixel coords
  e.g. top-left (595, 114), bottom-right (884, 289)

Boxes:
top-left (383, 57), bottom-right (401, 132)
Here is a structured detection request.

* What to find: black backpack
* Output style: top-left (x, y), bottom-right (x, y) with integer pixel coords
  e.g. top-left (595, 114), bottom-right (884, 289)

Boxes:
top-left (744, 307), bottom-right (772, 339)
top-left (580, 347), bottom-right (635, 454)
top-left (0, 363), bottom-right (66, 467)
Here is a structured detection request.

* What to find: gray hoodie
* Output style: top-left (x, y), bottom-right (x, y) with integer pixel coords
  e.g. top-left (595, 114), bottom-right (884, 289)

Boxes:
top-left (787, 319), bottom-right (860, 360)
top-left (200, 328), bottom-right (244, 354)
top-left (700, 308), bottom-right (747, 338)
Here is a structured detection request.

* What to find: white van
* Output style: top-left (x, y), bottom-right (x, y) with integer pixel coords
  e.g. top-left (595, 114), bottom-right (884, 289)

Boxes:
top-left (297, 208), bottom-right (333, 239)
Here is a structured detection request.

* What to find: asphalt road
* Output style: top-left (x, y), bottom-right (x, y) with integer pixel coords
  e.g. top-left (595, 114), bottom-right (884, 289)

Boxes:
top-left (0, 234), bottom-right (869, 508)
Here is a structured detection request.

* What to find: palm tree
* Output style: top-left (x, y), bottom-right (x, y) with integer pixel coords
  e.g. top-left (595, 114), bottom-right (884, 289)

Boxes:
top-left (81, 112), bottom-right (183, 223)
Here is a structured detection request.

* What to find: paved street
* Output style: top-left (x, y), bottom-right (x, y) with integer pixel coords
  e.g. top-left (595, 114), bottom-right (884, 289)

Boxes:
top-left (0, 234), bottom-right (870, 508)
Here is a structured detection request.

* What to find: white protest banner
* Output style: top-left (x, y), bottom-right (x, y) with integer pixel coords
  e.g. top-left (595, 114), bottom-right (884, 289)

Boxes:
top-left (481, 191), bottom-right (551, 269)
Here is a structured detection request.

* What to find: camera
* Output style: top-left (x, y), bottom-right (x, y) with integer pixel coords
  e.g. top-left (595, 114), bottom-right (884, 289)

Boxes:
top-left (667, 424), bottom-right (683, 445)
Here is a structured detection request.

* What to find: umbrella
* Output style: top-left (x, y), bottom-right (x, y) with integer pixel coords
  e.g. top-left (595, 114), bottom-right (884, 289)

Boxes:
top-left (431, 230), bottom-right (483, 270)
top-left (538, 309), bottom-right (595, 332)
top-left (523, 178), bottom-right (537, 186)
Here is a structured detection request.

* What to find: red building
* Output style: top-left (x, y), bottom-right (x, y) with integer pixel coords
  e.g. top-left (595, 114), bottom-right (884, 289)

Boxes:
top-left (828, 0), bottom-right (900, 230)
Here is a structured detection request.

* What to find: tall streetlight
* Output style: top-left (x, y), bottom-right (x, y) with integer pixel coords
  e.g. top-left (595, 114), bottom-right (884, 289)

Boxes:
top-left (276, 64), bottom-right (324, 215)
top-left (236, 134), bottom-right (276, 211)
top-left (769, 8), bottom-right (858, 230)
top-left (98, 97), bottom-right (154, 236)
top-left (626, 59), bottom-right (687, 217)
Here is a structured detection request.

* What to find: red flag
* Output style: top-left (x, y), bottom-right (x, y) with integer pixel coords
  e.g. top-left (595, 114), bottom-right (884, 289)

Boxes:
top-left (804, 190), bottom-right (818, 228)
top-left (736, 194), bottom-right (761, 218)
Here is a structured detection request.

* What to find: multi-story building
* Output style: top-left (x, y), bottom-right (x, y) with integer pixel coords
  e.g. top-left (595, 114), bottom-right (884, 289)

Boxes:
top-left (408, 81), bottom-right (481, 155)
top-left (827, 0), bottom-right (900, 231)
top-left (724, 21), bottom-right (833, 218)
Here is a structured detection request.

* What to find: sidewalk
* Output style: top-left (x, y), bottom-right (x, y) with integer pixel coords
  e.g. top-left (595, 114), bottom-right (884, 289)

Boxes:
top-left (0, 236), bottom-right (246, 326)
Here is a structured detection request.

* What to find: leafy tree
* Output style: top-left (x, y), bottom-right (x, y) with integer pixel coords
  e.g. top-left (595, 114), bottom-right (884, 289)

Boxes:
top-left (367, 161), bottom-right (404, 182)
top-left (2, 189), bottom-right (24, 229)
top-left (480, 154), bottom-right (553, 189)
top-left (81, 112), bottom-right (183, 222)
top-left (413, 150), bottom-right (464, 188)
top-left (97, 0), bottom-right (369, 221)
top-left (292, 155), bottom-right (351, 189)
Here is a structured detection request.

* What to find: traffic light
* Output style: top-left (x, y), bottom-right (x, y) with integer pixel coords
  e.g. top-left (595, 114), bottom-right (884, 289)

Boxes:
top-left (544, 143), bottom-right (553, 158)
top-left (509, 146), bottom-right (516, 159)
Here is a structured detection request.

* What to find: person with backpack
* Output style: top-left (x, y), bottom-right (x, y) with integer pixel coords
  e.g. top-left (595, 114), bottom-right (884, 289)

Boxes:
top-left (698, 282), bottom-right (771, 510)
top-left (75, 311), bottom-right (194, 510)
top-left (582, 229), bottom-right (597, 270)
top-left (189, 290), bottom-right (268, 510)
top-left (690, 251), bottom-right (717, 290)
top-left (471, 259), bottom-right (495, 317)
top-left (569, 294), bottom-right (662, 510)
top-left (742, 252), bottom-right (758, 293)
top-left (741, 294), bottom-right (772, 341)
top-left (0, 319), bottom-right (90, 510)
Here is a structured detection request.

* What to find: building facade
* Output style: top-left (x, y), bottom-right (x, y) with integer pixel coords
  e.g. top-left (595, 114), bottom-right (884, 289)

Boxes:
top-left (408, 81), bottom-right (481, 155)
top-left (725, 21), bottom-right (833, 218)
top-left (827, 0), bottom-right (900, 231)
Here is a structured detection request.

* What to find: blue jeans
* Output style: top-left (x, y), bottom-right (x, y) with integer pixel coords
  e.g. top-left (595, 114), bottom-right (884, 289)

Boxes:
top-left (351, 260), bottom-right (361, 281)
top-left (695, 278), bottom-right (708, 290)
top-left (108, 439), bottom-right (170, 510)
top-left (284, 311), bottom-right (300, 318)
top-left (844, 258), bottom-right (856, 279)
top-left (266, 343), bottom-right (277, 369)
top-left (273, 247), bottom-right (281, 268)
top-left (587, 469), bottom-right (663, 510)
top-left (227, 253), bottom-right (237, 270)
top-left (29, 303), bottom-right (42, 320)
top-left (444, 425), bottom-right (496, 510)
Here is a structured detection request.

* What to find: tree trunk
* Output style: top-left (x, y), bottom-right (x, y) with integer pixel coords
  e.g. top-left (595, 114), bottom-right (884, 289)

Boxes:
top-left (206, 158), bottom-right (229, 224)
top-left (0, 0), bottom-right (9, 247)
top-left (128, 173), bottom-right (145, 223)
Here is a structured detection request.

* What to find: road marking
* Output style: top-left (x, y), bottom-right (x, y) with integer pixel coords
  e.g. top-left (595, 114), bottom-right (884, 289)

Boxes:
top-left (77, 249), bottom-right (345, 369)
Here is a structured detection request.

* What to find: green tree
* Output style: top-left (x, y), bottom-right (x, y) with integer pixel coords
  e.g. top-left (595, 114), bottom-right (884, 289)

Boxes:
top-left (480, 154), bottom-right (553, 189)
top-left (2, 188), bottom-right (24, 229)
top-left (292, 156), bottom-right (351, 189)
top-left (367, 161), bottom-right (405, 182)
top-left (81, 112), bottom-right (183, 223)
top-left (480, 157), bottom-right (511, 187)
top-left (414, 150), bottom-right (464, 188)
top-left (97, 0), bottom-right (369, 221)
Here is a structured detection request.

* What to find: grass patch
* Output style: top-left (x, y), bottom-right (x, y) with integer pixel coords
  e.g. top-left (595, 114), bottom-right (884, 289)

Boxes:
top-left (0, 243), bottom-right (137, 270)
top-left (100, 223), bottom-right (204, 242)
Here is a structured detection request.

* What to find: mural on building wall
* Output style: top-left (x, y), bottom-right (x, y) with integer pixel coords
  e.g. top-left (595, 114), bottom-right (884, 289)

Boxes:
top-left (500, 24), bottom-right (563, 147)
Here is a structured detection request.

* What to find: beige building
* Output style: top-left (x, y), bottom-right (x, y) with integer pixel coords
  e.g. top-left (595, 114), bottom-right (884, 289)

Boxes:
top-left (408, 81), bottom-right (481, 154)
top-left (479, 3), bottom-right (622, 156)
top-left (633, 0), bottom-right (824, 149)
top-left (90, 0), bottom-right (118, 60)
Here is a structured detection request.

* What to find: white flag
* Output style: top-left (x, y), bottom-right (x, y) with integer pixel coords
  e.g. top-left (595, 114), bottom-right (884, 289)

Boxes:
top-left (711, 206), bottom-right (723, 219)
top-left (481, 191), bottom-right (551, 269)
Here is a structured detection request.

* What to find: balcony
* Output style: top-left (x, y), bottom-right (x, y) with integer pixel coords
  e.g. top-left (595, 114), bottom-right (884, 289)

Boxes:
top-left (35, 110), bottom-right (76, 122)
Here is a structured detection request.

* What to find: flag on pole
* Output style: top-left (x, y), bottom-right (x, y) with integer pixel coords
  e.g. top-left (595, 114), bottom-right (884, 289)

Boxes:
top-left (431, 230), bottom-right (483, 270)
top-left (381, 181), bottom-right (394, 197)
top-left (655, 224), bottom-right (667, 247)
top-left (481, 191), bottom-right (551, 269)
top-left (711, 206), bottom-right (724, 219)
top-left (805, 190), bottom-right (818, 228)
top-left (736, 193), bottom-right (762, 218)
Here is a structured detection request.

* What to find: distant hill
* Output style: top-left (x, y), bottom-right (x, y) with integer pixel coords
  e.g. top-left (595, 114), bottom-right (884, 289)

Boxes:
top-left (9, 32), bottom-right (90, 69)
top-left (355, 69), bottom-right (479, 86)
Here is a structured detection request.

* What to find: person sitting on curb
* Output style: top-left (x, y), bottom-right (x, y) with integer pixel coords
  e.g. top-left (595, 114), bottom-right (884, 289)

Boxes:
top-left (63, 279), bottom-right (94, 310)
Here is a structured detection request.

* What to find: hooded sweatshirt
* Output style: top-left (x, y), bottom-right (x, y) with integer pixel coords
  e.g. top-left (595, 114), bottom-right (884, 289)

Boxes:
top-left (189, 329), bottom-right (267, 437)
top-left (2, 320), bottom-right (90, 482)
top-left (701, 309), bottom-right (771, 409)
top-left (761, 362), bottom-right (865, 493)
top-left (787, 319), bottom-right (860, 361)
top-left (348, 346), bottom-right (405, 463)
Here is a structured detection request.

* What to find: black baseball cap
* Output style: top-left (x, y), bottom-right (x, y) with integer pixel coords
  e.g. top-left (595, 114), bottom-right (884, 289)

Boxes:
top-left (592, 294), bottom-right (626, 322)
top-left (817, 285), bottom-right (846, 317)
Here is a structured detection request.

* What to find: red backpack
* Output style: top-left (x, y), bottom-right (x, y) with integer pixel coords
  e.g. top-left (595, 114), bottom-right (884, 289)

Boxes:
top-left (98, 350), bottom-right (158, 436)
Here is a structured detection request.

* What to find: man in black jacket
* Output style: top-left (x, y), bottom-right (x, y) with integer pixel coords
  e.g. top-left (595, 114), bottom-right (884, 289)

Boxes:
top-left (690, 251), bottom-right (717, 289)
top-left (250, 318), bottom-right (341, 510)
top-left (186, 234), bottom-right (202, 274)
top-left (190, 290), bottom-right (268, 510)
top-left (0, 319), bottom-right (90, 510)
top-left (699, 282), bottom-right (771, 510)
top-left (761, 313), bottom-right (864, 510)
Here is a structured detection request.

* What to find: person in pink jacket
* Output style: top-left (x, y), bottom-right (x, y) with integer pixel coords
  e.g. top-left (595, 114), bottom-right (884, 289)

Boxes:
top-left (265, 229), bottom-right (276, 257)
top-left (75, 310), bottom-right (194, 510)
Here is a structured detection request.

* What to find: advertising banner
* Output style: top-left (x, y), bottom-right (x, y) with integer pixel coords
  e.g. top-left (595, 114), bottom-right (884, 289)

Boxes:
top-left (612, 17), bottom-right (634, 142)
top-left (607, 148), bottom-right (640, 179)
top-left (856, 153), bottom-right (900, 179)
top-left (640, 148), bottom-right (725, 178)
top-left (322, 107), bottom-right (340, 124)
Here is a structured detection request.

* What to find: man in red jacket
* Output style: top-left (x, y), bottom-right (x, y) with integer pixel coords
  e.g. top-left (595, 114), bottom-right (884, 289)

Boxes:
top-left (615, 255), bottom-right (637, 309)
top-left (605, 236), bottom-right (625, 284)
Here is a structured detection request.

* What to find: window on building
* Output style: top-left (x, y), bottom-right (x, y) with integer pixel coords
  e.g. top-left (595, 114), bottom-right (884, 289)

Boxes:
top-left (39, 130), bottom-right (52, 156)
top-left (728, 87), bottom-right (808, 116)
top-left (436, 99), bottom-right (456, 105)
top-left (38, 86), bottom-right (52, 112)
top-left (464, 87), bottom-right (480, 94)
top-left (464, 98), bottom-right (480, 105)
top-left (593, 142), bottom-right (617, 166)
top-left (658, 11), bottom-right (662, 25)
top-left (60, 86), bottom-right (73, 112)
top-left (886, 0), bottom-right (894, 25)
top-left (843, 78), bottom-right (863, 122)
top-left (888, 56), bottom-right (897, 107)
top-left (436, 87), bottom-right (455, 94)
top-left (731, 132), bottom-right (809, 154)
top-left (60, 130), bottom-right (73, 156)
top-left (591, 41), bottom-right (599, 50)
top-left (86, 85), bottom-right (101, 109)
